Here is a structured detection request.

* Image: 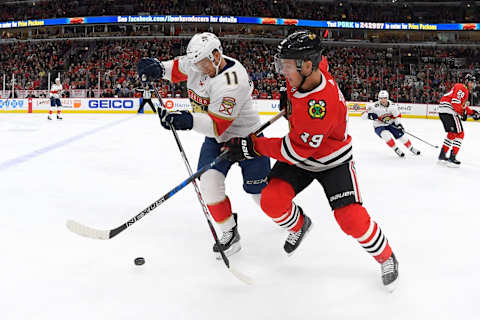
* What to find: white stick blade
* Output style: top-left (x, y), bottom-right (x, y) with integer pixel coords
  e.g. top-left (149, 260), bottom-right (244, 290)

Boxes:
top-left (66, 220), bottom-right (110, 240)
top-left (229, 266), bottom-right (253, 285)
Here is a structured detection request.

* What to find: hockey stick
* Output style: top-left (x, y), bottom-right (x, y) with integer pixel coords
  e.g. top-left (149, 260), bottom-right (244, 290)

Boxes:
top-left (377, 117), bottom-right (440, 149)
top-left (155, 87), bottom-right (252, 284)
top-left (66, 105), bottom-right (284, 240)
top-left (402, 129), bottom-right (439, 149)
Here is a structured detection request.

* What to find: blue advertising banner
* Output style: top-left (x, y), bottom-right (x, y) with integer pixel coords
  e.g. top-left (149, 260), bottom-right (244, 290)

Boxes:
top-left (0, 15), bottom-right (478, 31)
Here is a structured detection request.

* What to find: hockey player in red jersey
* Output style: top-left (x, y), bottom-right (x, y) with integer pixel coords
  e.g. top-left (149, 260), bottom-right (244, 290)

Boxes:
top-left (222, 31), bottom-right (399, 290)
top-left (438, 73), bottom-right (480, 167)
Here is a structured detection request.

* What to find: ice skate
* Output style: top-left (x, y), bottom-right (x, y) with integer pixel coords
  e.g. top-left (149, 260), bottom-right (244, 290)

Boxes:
top-left (447, 153), bottom-right (461, 168)
top-left (394, 147), bottom-right (405, 158)
top-left (284, 208), bottom-right (313, 256)
top-left (47, 115), bottom-right (52, 120)
top-left (213, 213), bottom-right (241, 260)
top-left (381, 253), bottom-right (399, 292)
top-left (437, 150), bottom-right (448, 165)
top-left (409, 147), bottom-right (420, 155)
top-left (57, 115), bottom-right (63, 120)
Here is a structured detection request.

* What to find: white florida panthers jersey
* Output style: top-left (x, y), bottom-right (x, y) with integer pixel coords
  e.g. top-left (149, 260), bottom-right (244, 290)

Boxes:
top-left (50, 84), bottom-right (62, 99)
top-left (161, 55), bottom-right (261, 143)
top-left (366, 100), bottom-right (401, 128)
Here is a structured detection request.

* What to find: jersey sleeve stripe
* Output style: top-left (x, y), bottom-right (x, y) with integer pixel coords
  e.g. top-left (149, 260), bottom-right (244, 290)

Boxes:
top-left (281, 135), bottom-right (307, 164)
top-left (321, 146), bottom-right (352, 165)
top-left (171, 59), bottom-right (188, 83)
top-left (316, 141), bottom-right (352, 163)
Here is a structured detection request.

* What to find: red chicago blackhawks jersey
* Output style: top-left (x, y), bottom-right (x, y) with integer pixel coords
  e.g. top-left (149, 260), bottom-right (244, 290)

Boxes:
top-left (439, 83), bottom-right (474, 116)
top-left (254, 57), bottom-right (352, 172)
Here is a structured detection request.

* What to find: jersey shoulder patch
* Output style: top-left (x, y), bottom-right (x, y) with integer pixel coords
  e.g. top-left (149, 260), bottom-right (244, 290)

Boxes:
top-left (218, 97), bottom-right (236, 117)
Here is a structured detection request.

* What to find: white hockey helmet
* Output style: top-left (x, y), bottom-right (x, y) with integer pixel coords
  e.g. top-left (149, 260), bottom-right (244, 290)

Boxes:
top-left (378, 90), bottom-right (389, 99)
top-left (187, 32), bottom-right (223, 73)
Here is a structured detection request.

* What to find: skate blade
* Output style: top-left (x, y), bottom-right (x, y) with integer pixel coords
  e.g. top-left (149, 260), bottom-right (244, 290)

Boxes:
top-left (287, 221), bottom-right (314, 257)
top-left (437, 160), bottom-right (447, 166)
top-left (446, 162), bottom-right (460, 168)
top-left (384, 275), bottom-right (399, 293)
top-left (215, 242), bottom-right (241, 260)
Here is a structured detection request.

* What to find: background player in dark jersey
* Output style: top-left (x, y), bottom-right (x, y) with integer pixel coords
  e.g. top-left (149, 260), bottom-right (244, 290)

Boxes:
top-left (437, 73), bottom-right (480, 167)
top-left (223, 31), bottom-right (399, 291)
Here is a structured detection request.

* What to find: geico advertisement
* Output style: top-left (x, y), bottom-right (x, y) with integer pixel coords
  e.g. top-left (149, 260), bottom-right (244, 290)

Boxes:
top-left (0, 99), bottom-right (26, 109)
top-left (87, 99), bottom-right (136, 109)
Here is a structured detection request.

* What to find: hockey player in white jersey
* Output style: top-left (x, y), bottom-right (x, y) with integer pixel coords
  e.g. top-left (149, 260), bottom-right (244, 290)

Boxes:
top-left (48, 78), bottom-right (63, 120)
top-left (366, 90), bottom-right (420, 157)
top-left (136, 33), bottom-right (270, 259)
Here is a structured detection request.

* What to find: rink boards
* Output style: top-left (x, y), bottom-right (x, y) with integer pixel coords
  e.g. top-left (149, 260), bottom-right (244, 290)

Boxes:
top-left (0, 97), bottom-right (478, 119)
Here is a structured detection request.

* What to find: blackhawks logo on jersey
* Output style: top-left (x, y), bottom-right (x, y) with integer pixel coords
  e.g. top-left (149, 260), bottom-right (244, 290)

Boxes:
top-left (308, 99), bottom-right (327, 119)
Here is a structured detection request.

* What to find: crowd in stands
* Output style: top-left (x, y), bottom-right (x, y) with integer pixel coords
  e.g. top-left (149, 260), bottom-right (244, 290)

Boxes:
top-left (1, 38), bottom-right (480, 104)
top-left (0, 0), bottom-right (477, 24)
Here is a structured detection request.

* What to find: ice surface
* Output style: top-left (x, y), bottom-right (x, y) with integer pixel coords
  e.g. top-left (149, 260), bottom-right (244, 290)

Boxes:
top-left (1, 113), bottom-right (479, 320)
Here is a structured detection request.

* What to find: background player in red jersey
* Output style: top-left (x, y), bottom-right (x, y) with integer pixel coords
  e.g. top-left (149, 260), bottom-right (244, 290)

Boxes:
top-left (223, 31), bottom-right (399, 291)
top-left (438, 73), bottom-right (480, 167)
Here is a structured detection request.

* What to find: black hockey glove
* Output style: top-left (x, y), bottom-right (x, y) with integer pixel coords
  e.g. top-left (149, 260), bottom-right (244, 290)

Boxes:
top-left (395, 123), bottom-right (405, 132)
top-left (222, 135), bottom-right (260, 162)
top-left (137, 57), bottom-right (165, 81)
top-left (367, 112), bottom-right (378, 120)
top-left (279, 86), bottom-right (289, 119)
top-left (159, 108), bottom-right (193, 130)
top-left (461, 110), bottom-right (468, 121)
top-left (472, 110), bottom-right (480, 121)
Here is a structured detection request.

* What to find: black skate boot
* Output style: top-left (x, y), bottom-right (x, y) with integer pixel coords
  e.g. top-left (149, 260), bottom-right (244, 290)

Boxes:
top-left (409, 147), bottom-right (420, 155)
top-left (438, 149), bottom-right (448, 164)
top-left (284, 208), bottom-right (313, 256)
top-left (47, 115), bottom-right (52, 120)
top-left (57, 114), bottom-right (62, 120)
top-left (394, 147), bottom-right (405, 158)
top-left (213, 213), bottom-right (241, 260)
top-left (447, 153), bottom-right (461, 168)
top-left (381, 253), bottom-right (399, 292)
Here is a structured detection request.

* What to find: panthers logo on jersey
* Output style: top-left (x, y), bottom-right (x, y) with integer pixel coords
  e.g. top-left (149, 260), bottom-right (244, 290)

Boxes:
top-left (188, 89), bottom-right (210, 113)
top-left (308, 99), bottom-right (327, 119)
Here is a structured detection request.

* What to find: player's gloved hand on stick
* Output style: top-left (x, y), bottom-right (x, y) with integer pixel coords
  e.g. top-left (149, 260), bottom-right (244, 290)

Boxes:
top-left (159, 108), bottom-right (193, 130)
top-left (136, 57), bottom-right (165, 81)
top-left (222, 135), bottom-right (260, 162)
top-left (367, 112), bottom-right (378, 120)
top-left (279, 86), bottom-right (289, 119)
top-left (472, 110), bottom-right (480, 121)
top-left (395, 123), bottom-right (405, 132)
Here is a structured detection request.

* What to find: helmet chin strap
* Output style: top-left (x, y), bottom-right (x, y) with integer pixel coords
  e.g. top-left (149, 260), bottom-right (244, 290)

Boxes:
top-left (297, 61), bottom-right (315, 92)
top-left (210, 54), bottom-right (222, 76)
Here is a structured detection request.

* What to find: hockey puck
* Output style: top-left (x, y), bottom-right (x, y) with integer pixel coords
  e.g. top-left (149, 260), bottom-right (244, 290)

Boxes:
top-left (134, 257), bottom-right (145, 266)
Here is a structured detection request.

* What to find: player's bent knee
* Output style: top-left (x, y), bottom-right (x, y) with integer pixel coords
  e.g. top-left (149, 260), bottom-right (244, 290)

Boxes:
top-left (334, 204), bottom-right (371, 238)
top-left (199, 169), bottom-right (226, 204)
top-left (457, 131), bottom-right (465, 139)
top-left (380, 130), bottom-right (393, 141)
top-left (260, 178), bottom-right (295, 218)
